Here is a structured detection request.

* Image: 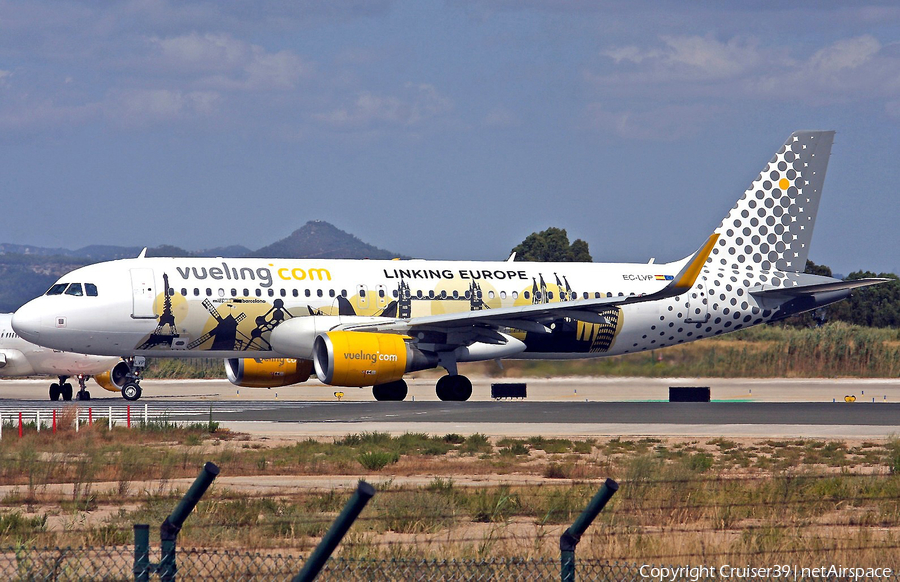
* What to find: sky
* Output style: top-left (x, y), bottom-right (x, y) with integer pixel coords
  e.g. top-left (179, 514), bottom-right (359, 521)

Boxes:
top-left (1, 0), bottom-right (898, 276)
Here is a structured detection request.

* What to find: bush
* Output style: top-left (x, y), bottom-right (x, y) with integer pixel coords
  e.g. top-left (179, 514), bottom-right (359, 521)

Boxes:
top-left (358, 451), bottom-right (399, 471)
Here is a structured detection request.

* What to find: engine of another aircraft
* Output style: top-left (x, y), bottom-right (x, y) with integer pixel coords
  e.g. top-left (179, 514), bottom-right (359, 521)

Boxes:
top-left (224, 357), bottom-right (313, 388)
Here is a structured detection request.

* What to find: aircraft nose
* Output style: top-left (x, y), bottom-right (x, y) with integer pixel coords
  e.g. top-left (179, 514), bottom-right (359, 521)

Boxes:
top-left (12, 301), bottom-right (44, 343)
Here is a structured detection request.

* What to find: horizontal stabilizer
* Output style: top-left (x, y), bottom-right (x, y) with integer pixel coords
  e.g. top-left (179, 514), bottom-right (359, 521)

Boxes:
top-left (749, 278), bottom-right (888, 297)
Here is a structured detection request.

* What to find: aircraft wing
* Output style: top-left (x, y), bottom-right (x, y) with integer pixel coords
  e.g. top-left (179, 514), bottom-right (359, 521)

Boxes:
top-left (342, 234), bottom-right (719, 336)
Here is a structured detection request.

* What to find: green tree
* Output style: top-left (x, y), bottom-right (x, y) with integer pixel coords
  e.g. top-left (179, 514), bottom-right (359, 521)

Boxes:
top-left (511, 228), bottom-right (592, 262)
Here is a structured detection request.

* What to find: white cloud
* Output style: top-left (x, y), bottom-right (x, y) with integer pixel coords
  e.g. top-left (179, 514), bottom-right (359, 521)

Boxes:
top-left (106, 88), bottom-right (221, 127)
top-left (315, 83), bottom-right (454, 130)
top-left (151, 32), bottom-right (311, 91)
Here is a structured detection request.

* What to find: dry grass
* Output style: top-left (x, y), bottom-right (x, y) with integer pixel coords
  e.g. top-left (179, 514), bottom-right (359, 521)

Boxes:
top-left (0, 425), bottom-right (898, 568)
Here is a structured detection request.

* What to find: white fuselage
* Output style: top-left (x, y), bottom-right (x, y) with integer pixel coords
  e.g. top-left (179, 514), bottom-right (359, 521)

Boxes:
top-left (10, 255), bottom-right (810, 361)
top-left (0, 313), bottom-right (119, 377)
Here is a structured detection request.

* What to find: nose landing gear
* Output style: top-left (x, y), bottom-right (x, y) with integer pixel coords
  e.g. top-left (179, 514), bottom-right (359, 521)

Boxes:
top-left (121, 356), bottom-right (145, 401)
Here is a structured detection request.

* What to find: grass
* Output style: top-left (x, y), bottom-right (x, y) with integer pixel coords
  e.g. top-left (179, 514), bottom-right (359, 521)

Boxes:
top-left (0, 427), bottom-right (899, 568)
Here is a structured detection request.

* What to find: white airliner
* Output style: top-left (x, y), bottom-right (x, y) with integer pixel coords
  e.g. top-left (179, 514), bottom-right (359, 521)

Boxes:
top-left (0, 313), bottom-right (125, 401)
top-left (12, 131), bottom-right (884, 402)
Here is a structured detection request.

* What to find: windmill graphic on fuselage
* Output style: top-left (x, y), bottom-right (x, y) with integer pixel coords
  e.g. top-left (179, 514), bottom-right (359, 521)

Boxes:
top-left (186, 299), bottom-right (248, 351)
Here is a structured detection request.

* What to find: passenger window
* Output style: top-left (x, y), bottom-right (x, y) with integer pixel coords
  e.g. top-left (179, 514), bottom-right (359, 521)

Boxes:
top-left (392, 290), bottom-right (398, 298)
top-left (512, 291), bottom-right (518, 299)
top-left (488, 291), bottom-right (495, 299)
top-left (293, 289), bottom-right (298, 297)
top-left (268, 289), bottom-right (275, 297)
top-left (255, 289), bottom-right (262, 297)
top-left (583, 292), bottom-right (589, 300)
top-left (194, 288), bottom-right (200, 297)
top-left (440, 290), bottom-right (447, 299)
top-left (65, 283), bottom-right (84, 296)
top-left (377, 290), bottom-right (384, 298)
top-left (360, 290), bottom-right (367, 298)
top-left (305, 289), bottom-right (311, 298)
top-left (206, 288), bottom-right (212, 297)
top-left (524, 291), bottom-right (530, 299)
top-left (231, 288), bottom-right (237, 296)
top-left (329, 289), bottom-right (335, 298)
top-left (548, 292), bottom-right (554, 300)
top-left (341, 290), bottom-right (347, 297)
top-left (218, 289), bottom-right (225, 298)
top-left (85, 283), bottom-right (98, 297)
top-left (181, 288), bottom-right (187, 296)
top-left (500, 291), bottom-right (506, 299)
top-left (452, 290), bottom-right (459, 299)
top-left (280, 289), bottom-right (286, 297)
top-left (317, 289), bottom-right (323, 298)
top-left (46, 283), bottom-right (68, 296)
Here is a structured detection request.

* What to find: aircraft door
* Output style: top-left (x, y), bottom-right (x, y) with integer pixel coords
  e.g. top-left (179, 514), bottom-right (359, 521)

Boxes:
top-left (685, 275), bottom-right (709, 323)
top-left (130, 268), bottom-right (157, 319)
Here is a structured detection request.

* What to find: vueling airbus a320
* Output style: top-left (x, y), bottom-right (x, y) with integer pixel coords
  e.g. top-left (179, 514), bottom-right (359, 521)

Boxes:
top-left (12, 131), bottom-right (884, 402)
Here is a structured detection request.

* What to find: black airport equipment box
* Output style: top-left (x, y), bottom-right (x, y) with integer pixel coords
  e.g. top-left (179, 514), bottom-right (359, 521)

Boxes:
top-left (669, 386), bottom-right (710, 402)
top-left (491, 383), bottom-right (527, 399)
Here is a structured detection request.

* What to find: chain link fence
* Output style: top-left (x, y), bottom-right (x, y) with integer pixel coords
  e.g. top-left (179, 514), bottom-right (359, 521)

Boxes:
top-left (3, 547), bottom-right (900, 581)
top-left (0, 546), bottom-right (672, 581)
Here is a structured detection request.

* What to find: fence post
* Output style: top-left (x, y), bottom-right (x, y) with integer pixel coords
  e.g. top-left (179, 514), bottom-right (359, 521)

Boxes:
top-left (36, 410), bottom-right (40, 433)
top-left (158, 462), bottom-right (220, 582)
top-left (127, 405), bottom-right (131, 429)
top-left (89, 407), bottom-right (92, 426)
top-left (133, 523), bottom-right (150, 582)
top-left (292, 480), bottom-right (376, 582)
top-left (75, 409), bottom-right (79, 433)
top-left (18, 412), bottom-right (22, 438)
top-left (560, 478), bottom-right (619, 582)
top-left (109, 406), bottom-right (113, 430)
top-left (53, 410), bottom-right (57, 434)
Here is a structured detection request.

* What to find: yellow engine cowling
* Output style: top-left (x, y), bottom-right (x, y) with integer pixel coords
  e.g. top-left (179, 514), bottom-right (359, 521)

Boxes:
top-left (313, 332), bottom-right (435, 387)
top-left (93, 361), bottom-right (131, 393)
top-left (225, 358), bottom-right (313, 388)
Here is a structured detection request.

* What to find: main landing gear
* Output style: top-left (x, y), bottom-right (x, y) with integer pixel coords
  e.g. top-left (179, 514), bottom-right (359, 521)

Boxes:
top-left (435, 375), bottom-right (472, 402)
top-left (120, 356), bottom-right (146, 402)
top-left (49, 376), bottom-right (73, 401)
top-left (49, 375), bottom-right (94, 401)
top-left (372, 379), bottom-right (408, 401)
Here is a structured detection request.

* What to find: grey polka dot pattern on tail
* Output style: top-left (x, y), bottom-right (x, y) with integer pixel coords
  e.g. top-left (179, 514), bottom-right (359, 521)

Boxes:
top-left (709, 131), bottom-right (834, 274)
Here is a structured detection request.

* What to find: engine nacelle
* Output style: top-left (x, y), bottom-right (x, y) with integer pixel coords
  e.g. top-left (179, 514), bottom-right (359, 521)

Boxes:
top-left (313, 331), bottom-right (437, 387)
top-left (93, 361), bottom-right (131, 393)
top-left (224, 358), bottom-right (313, 388)
top-left (269, 315), bottom-right (387, 360)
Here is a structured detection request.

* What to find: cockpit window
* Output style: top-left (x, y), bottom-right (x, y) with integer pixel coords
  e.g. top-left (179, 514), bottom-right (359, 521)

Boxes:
top-left (46, 283), bottom-right (68, 296)
top-left (64, 283), bottom-right (84, 296)
top-left (85, 283), bottom-right (98, 297)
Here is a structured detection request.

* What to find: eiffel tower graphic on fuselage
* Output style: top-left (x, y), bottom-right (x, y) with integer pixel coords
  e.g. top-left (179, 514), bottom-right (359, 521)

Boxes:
top-left (137, 273), bottom-right (180, 350)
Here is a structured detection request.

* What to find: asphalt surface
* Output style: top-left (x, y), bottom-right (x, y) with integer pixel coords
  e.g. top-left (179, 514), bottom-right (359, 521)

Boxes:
top-left (192, 400), bottom-right (900, 426)
top-left (1, 377), bottom-right (897, 438)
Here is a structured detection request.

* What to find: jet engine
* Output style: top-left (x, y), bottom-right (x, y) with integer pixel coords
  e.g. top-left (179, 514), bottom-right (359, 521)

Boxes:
top-left (313, 331), bottom-right (437, 387)
top-left (93, 361), bottom-right (132, 393)
top-left (224, 358), bottom-right (313, 388)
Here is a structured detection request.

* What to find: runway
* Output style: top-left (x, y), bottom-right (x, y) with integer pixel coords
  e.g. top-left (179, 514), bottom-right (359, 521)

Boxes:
top-left (0, 377), bottom-right (897, 438)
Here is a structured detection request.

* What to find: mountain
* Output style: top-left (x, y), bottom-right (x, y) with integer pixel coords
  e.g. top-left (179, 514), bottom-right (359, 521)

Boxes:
top-left (248, 221), bottom-right (405, 259)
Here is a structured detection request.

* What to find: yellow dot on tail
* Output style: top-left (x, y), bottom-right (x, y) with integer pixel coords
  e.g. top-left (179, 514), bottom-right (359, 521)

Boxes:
top-left (779, 178), bottom-right (790, 190)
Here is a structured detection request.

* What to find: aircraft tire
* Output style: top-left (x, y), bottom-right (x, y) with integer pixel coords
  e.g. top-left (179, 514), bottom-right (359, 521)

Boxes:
top-left (49, 383), bottom-right (61, 401)
top-left (436, 375), bottom-right (473, 402)
top-left (122, 382), bottom-right (142, 401)
top-left (77, 391), bottom-right (91, 401)
top-left (61, 383), bottom-right (73, 401)
top-left (373, 380), bottom-right (408, 401)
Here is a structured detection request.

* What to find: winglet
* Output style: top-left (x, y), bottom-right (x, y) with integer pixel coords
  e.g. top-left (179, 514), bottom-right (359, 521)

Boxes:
top-left (672, 234), bottom-right (719, 290)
